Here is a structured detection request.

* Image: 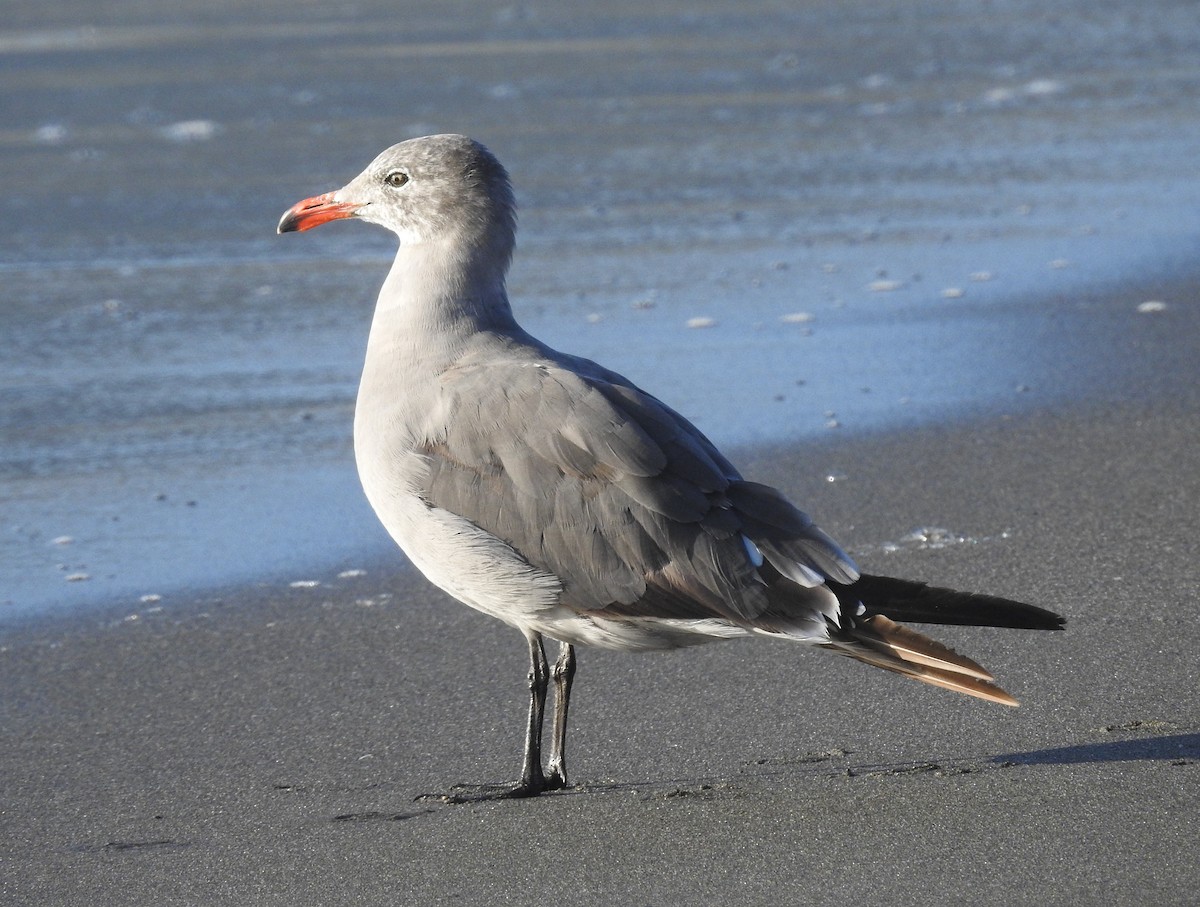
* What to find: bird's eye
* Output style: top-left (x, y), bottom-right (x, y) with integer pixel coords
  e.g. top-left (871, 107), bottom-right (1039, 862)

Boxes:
top-left (384, 170), bottom-right (410, 188)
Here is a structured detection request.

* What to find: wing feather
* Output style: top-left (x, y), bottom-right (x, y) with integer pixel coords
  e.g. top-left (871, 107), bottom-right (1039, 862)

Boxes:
top-left (417, 357), bottom-right (853, 626)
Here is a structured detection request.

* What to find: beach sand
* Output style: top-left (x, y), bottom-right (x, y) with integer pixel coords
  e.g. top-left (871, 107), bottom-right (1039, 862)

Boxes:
top-left (4, 361), bottom-right (1198, 904)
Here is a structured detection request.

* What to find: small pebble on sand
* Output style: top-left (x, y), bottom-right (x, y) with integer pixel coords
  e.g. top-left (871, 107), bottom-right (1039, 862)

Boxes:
top-left (1025, 78), bottom-right (1065, 96)
top-left (35, 123), bottom-right (70, 144)
top-left (159, 119), bottom-right (220, 142)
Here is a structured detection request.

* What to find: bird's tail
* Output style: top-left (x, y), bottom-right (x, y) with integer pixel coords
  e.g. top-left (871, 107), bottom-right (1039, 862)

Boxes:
top-left (833, 574), bottom-right (1066, 630)
top-left (819, 574), bottom-right (1065, 707)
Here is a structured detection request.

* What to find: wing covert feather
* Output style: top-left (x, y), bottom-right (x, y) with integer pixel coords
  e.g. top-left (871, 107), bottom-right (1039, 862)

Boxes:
top-left (417, 358), bottom-right (855, 623)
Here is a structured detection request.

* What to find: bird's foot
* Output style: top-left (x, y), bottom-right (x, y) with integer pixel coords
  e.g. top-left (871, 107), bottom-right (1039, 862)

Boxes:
top-left (415, 779), bottom-right (547, 804)
top-left (415, 770), bottom-right (575, 803)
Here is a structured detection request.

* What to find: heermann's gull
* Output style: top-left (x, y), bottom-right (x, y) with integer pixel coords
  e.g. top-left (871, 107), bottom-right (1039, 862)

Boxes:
top-left (278, 134), bottom-right (1064, 799)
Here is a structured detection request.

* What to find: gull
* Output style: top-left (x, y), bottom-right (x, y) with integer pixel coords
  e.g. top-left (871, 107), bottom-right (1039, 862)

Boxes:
top-left (278, 134), bottom-right (1063, 799)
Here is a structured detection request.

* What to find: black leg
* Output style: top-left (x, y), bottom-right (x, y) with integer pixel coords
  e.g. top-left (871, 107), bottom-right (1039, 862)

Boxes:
top-left (418, 631), bottom-right (562, 803)
top-left (545, 642), bottom-right (576, 790)
top-left (513, 630), bottom-right (550, 796)
top-left (419, 631), bottom-right (551, 802)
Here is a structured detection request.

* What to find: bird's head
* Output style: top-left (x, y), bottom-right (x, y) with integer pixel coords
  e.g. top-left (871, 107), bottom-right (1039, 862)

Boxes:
top-left (277, 134), bottom-right (516, 257)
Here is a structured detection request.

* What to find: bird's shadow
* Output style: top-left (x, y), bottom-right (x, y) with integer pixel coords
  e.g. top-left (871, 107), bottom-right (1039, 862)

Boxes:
top-left (584, 730), bottom-right (1200, 794)
top-left (992, 732), bottom-right (1200, 766)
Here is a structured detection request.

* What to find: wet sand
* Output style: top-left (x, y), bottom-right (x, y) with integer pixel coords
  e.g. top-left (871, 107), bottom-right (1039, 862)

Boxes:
top-left (6, 0), bottom-right (1200, 612)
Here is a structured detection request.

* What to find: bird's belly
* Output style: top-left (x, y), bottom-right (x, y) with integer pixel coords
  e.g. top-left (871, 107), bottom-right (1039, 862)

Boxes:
top-left (353, 440), bottom-right (563, 623)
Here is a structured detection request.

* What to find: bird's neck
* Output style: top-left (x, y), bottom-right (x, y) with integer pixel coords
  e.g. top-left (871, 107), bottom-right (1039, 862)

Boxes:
top-left (367, 230), bottom-right (519, 364)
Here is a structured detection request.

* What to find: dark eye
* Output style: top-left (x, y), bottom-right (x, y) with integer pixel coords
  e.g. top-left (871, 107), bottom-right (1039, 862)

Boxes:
top-left (384, 170), bottom-right (410, 188)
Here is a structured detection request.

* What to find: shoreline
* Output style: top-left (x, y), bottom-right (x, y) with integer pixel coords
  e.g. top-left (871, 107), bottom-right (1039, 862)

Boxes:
top-left (7, 252), bottom-right (1197, 623)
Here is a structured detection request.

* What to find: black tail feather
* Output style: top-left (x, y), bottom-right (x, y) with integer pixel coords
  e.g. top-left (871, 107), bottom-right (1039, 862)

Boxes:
top-left (833, 574), bottom-right (1065, 631)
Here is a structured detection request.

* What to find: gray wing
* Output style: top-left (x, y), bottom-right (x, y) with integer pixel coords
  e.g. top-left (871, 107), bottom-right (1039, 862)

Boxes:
top-left (418, 358), bottom-right (857, 624)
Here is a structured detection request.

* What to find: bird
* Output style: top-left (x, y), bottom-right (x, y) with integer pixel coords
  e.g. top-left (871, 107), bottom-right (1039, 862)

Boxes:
top-left (278, 134), bottom-right (1064, 799)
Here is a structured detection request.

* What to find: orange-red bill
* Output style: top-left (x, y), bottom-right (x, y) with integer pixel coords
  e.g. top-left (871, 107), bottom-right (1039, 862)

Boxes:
top-left (277, 192), bottom-right (360, 233)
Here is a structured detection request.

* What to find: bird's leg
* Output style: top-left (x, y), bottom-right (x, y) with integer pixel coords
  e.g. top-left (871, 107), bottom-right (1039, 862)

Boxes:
top-left (544, 642), bottom-right (576, 790)
top-left (421, 631), bottom-right (551, 802)
top-left (512, 630), bottom-right (550, 797)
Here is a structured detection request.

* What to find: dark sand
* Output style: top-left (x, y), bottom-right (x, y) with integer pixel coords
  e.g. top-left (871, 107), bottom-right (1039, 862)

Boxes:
top-left (4, 276), bottom-right (1199, 904)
